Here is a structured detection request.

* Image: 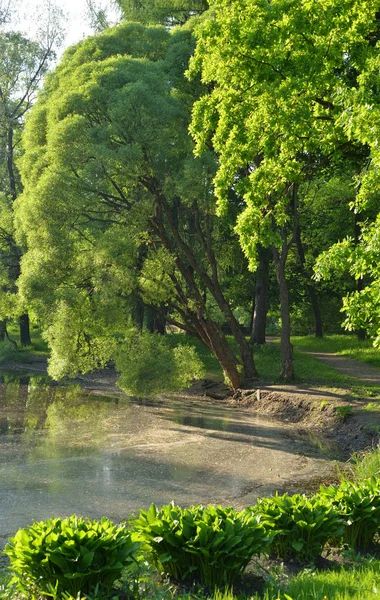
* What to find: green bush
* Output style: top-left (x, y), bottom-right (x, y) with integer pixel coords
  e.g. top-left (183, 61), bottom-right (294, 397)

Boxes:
top-left (5, 515), bottom-right (140, 599)
top-left (132, 502), bottom-right (271, 588)
top-left (252, 493), bottom-right (344, 561)
top-left (320, 477), bottom-right (380, 550)
top-left (116, 329), bottom-right (204, 396)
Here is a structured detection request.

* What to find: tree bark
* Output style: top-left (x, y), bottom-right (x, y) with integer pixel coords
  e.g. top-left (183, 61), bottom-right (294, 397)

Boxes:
top-left (294, 223), bottom-right (323, 337)
top-left (132, 298), bottom-right (144, 330)
top-left (196, 318), bottom-right (243, 391)
top-left (354, 213), bottom-right (366, 341)
top-left (146, 306), bottom-right (166, 334)
top-left (273, 246), bottom-right (294, 381)
top-left (19, 313), bottom-right (31, 346)
top-left (0, 320), bottom-right (6, 342)
top-left (147, 181), bottom-right (257, 384)
top-left (250, 245), bottom-right (270, 345)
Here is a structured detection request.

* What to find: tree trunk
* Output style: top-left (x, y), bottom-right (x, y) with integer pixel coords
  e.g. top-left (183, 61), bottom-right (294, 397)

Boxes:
top-left (19, 313), bottom-right (31, 346)
top-left (132, 298), bottom-right (144, 330)
top-left (146, 306), bottom-right (166, 334)
top-left (294, 223), bottom-right (323, 337)
top-left (151, 187), bottom-right (258, 381)
top-left (250, 245), bottom-right (270, 345)
top-left (198, 318), bottom-right (242, 391)
top-left (273, 247), bottom-right (294, 381)
top-left (354, 213), bottom-right (366, 341)
top-left (0, 320), bottom-right (6, 342)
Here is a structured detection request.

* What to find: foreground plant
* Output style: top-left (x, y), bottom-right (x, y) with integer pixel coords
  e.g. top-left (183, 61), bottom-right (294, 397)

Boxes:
top-left (320, 477), bottom-right (380, 550)
top-left (252, 493), bottom-right (344, 561)
top-left (5, 515), bottom-right (140, 599)
top-left (133, 502), bottom-right (271, 588)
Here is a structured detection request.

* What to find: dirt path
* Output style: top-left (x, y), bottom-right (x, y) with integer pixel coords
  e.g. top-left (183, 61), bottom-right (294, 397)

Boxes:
top-left (303, 351), bottom-right (380, 384)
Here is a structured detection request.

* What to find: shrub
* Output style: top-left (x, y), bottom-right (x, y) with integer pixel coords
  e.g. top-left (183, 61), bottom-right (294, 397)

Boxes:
top-left (252, 493), bottom-right (344, 561)
top-left (132, 502), bottom-right (271, 588)
top-left (5, 515), bottom-right (140, 599)
top-left (320, 477), bottom-right (380, 550)
top-left (116, 328), bottom-right (204, 396)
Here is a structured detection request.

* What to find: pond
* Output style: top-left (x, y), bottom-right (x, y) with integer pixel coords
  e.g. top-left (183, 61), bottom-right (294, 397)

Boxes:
top-left (0, 372), bottom-right (340, 542)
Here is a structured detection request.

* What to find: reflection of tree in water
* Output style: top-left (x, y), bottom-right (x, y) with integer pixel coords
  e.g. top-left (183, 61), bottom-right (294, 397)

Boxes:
top-left (0, 375), bottom-right (31, 435)
top-left (45, 386), bottom-right (111, 449)
top-left (0, 377), bottom-right (113, 452)
top-left (23, 378), bottom-right (55, 438)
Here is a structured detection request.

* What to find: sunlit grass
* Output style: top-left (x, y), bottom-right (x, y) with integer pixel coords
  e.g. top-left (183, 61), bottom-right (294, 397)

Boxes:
top-left (292, 335), bottom-right (380, 369)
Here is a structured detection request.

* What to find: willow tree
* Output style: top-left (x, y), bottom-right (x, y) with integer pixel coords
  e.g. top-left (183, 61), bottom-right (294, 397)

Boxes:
top-left (16, 22), bottom-right (257, 392)
top-left (189, 0), bottom-right (380, 379)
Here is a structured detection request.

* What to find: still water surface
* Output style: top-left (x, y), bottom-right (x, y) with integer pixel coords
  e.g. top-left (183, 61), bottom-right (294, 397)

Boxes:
top-left (0, 373), bottom-right (339, 540)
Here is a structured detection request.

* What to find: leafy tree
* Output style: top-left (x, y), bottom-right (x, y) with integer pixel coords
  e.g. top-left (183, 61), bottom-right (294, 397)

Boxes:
top-left (0, 27), bottom-right (58, 345)
top-left (16, 22), bottom-right (257, 392)
top-left (189, 0), bottom-right (380, 378)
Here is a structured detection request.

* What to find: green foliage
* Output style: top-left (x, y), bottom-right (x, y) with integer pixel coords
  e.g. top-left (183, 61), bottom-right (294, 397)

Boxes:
top-left (350, 446), bottom-right (380, 482)
top-left (4, 515), bottom-right (140, 599)
top-left (314, 216), bottom-right (380, 346)
top-left (335, 405), bottom-right (353, 419)
top-left (132, 502), bottom-right (271, 587)
top-left (116, 0), bottom-right (208, 26)
top-left (116, 329), bottom-right (204, 396)
top-left (252, 493), bottom-right (344, 561)
top-left (320, 478), bottom-right (380, 550)
top-left (278, 558), bottom-right (380, 600)
top-left (189, 0), bottom-right (379, 261)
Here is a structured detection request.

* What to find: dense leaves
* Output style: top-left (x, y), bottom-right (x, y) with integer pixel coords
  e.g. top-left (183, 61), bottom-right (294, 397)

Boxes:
top-left (320, 477), bottom-right (380, 550)
top-left (5, 516), bottom-right (140, 598)
top-left (252, 493), bottom-right (344, 561)
top-left (133, 502), bottom-right (271, 587)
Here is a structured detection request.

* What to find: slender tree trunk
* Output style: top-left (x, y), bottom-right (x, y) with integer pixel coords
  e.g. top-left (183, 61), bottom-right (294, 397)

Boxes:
top-left (354, 213), bottom-right (366, 341)
top-left (273, 247), bottom-right (294, 381)
top-left (132, 298), bottom-right (144, 330)
top-left (19, 313), bottom-right (31, 347)
top-left (250, 245), bottom-right (270, 345)
top-left (7, 126), bottom-right (17, 201)
top-left (146, 306), bottom-right (166, 334)
top-left (0, 320), bottom-right (6, 342)
top-left (294, 224), bottom-right (323, 337)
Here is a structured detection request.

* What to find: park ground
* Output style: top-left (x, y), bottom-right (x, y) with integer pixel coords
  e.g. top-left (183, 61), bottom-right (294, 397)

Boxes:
top-left (3, 331), bottom-right (380, 462)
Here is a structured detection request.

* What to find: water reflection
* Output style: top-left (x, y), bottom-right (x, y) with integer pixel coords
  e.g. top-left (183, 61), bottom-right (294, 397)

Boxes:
top-left (0, 373), bottom-right (340, 540)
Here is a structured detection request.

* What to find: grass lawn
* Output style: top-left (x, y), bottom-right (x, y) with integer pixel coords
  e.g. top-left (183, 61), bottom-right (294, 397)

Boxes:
top-left (2, 557), bottom-right (380, 600)
top-left (0, 324), bottom-right (49, 364)
top-left (292, 334), bottom-right (380, 369)
top-left (165, 333), bottom-right (380, 399)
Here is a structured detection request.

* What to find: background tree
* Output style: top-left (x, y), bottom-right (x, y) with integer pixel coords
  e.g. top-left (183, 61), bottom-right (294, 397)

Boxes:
top-left (0, 1), bottom-right (63, 346)
top-left (189, 0), bottom-right (380, 378)
top-left (115, 0), bottom-right (208, 26)
top-left (0, 30), bottom-right (59, 345)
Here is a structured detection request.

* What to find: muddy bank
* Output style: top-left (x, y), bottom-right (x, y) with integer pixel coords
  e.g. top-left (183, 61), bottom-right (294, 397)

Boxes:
top-left (230, 389), bottom-right (377, 459)
top-left (184, 378), bottom-right (378, 459)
